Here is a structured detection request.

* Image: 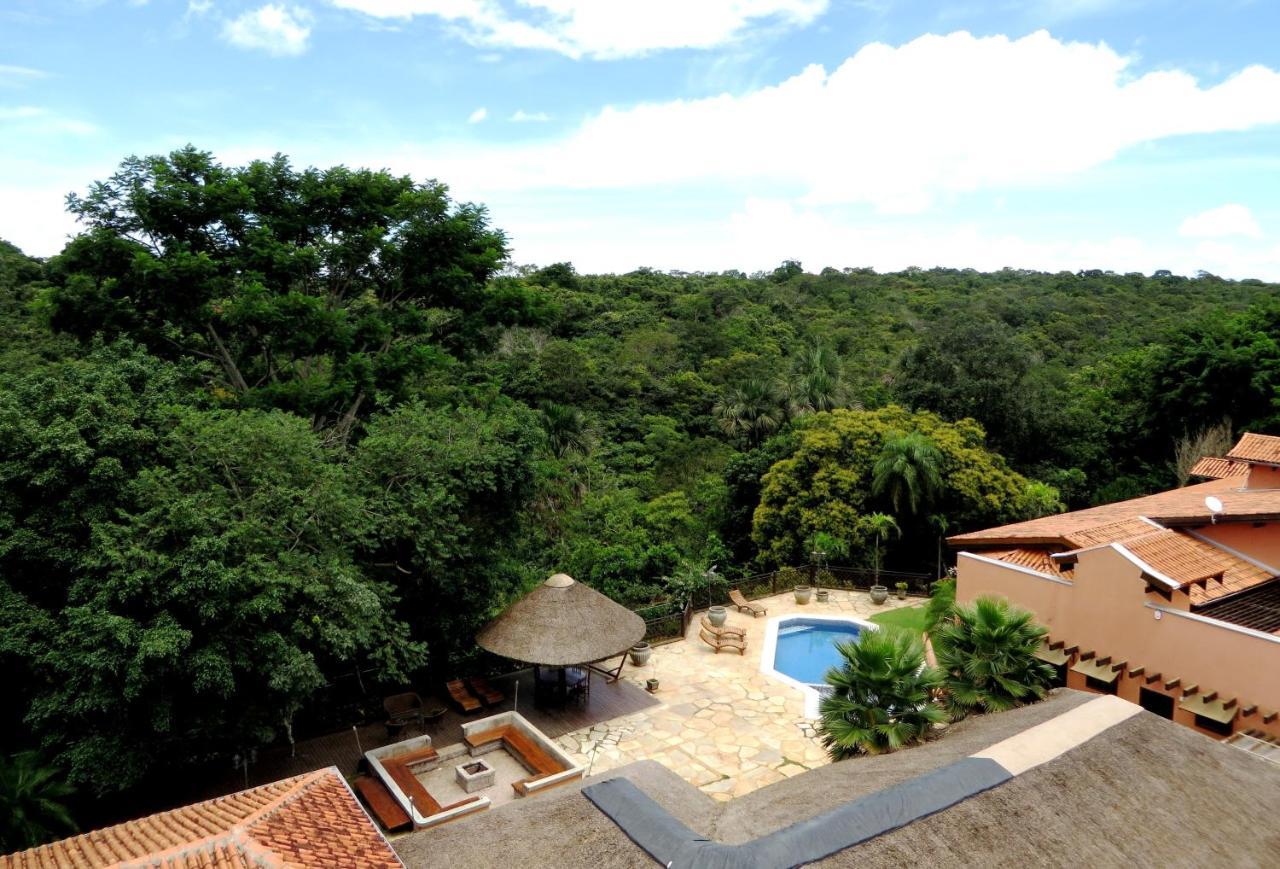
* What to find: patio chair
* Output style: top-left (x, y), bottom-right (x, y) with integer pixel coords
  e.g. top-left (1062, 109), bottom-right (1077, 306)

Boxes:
top-left (729, 589), bottom-right (767, 617)
top-left (446, 679), bottom-right (483, 713)
top-left (382, 692), bottom-right (425, 736)
top-left (699, 628), bottom-right (746, 655)
top-left (467, 675), bottom-right (505, 706)
top-left (699, 615), bottom-right (746, 640)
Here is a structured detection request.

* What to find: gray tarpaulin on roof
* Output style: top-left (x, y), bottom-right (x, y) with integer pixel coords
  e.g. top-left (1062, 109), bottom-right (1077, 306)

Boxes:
top-left (582, 757), bottom-right (1012, 869)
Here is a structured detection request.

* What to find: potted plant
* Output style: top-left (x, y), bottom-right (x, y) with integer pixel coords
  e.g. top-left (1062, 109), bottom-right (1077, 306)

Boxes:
top-left (794, 584), bottom-right (812, 604)
top-left (630, 642), bottom-right (652, 667)
top-left (864, 512), bottom-right (899, 607)
top-left (895, 581), bottom-right (909, 600)
top-left (707, 605), bottom-right (728, 627)
top-left (646, 677), bottom-right (660, 692)
top-left (869, 584), bottom-right (889, 605)
top-left (815, 589), bottom-right (829, 603)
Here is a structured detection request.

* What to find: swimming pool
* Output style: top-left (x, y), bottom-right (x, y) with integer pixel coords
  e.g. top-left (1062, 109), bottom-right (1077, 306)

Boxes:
top-left (760, 614), bottom-right (878, 718)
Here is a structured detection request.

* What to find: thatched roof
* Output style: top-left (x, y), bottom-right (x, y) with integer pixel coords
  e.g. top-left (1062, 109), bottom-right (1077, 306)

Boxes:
top-left (394, 690), bottom-right (1280, 868)
top-left (477, 573), bottom-right (646, 666)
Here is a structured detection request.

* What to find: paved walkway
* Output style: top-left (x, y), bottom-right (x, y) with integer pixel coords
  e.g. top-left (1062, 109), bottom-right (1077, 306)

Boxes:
top-left (556, 588), bottom-right (921, 801)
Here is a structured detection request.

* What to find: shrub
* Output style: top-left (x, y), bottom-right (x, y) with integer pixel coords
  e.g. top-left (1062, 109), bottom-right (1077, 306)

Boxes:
top-left (818, 628), bottom-right (945, 758)
top-left (932, 595), bottom-right (1056, 719)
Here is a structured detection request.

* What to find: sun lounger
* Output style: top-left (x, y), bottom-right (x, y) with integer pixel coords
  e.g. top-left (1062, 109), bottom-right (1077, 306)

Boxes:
top-left (699, 628), bottom-right (747, 655)
top-left (447, 679), bottom-right (482, 712)
top-left (699, 615), bottom-right (746, 639)
top-left (729, 589), bottom-right (767, 617)
top-left (468, 675), bottom-right (505, 706)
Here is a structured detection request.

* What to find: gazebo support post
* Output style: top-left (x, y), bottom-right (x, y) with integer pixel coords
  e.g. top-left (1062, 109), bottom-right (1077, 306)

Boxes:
top-left (590, 652), bottom-right (628, 683)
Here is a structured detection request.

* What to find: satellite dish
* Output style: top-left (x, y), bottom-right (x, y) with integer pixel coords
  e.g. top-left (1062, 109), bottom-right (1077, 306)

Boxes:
top-left (1205, 496), bottom-right (1224, 523)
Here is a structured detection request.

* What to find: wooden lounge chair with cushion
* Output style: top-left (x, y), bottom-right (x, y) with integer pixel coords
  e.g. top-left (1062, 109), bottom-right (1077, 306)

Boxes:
top-left (468, 675), bottom-right (505, 706)
top-left (699, 628), bottom-right (746, 655)
top-left (729, 589), bottom-right (767, 617)
top-left (446, 679), bottom-right (482, 713)
top-left (699, 615), bottom-right (746, 640)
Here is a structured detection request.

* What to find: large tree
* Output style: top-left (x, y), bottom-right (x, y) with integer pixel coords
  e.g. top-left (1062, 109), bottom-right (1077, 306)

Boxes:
top-left (751, 406), bottom-right (1043, 568)
top-left (49, 147), bottom-right (511, 441)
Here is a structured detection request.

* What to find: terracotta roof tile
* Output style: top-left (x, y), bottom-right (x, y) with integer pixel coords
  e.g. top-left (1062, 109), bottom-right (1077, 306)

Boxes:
top-left (1116, 529), bottom-right (1232, 587)
top-left (0, 768), bottom-right (401, 869)
top-left (1188, 456), bottom-right (1248, 480)
top-left (978, 548), bottom-right (1065, 577)
top-left (1226, 432), bottom-right (1280, 466)
top-left (1062, 518), bottom-right (1159, 549)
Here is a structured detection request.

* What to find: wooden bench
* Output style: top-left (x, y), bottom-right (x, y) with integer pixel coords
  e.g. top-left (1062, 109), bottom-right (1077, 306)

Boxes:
top-left (382, 751), bottom-right (481, 820)
top-left (393, 745), bottom-right (439, 769)
top-left (464, 724), bottom-right (570, 796)
top-left (353, 775), bottom-right (411, 832)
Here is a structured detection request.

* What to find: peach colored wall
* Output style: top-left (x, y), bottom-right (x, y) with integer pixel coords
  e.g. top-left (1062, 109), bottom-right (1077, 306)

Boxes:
top-left (957, 548), bottom-right (1280, 739)
top-left (1245, 464), bottom-right (1280, 490)
top-left (1194, 521), bottom-right (1280, 570)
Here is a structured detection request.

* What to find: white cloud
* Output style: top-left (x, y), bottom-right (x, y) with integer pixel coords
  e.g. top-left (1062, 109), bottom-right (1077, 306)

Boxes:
top-left (328, 0), bottom-right (828, 59)
top-left (413, 30), bottom-right (1280, 215)
top-left (223, 4), bottom-right (313, 56)
top-left (0, 105), bottom-right (96, 135)
top-left (509, 109), bottom-right (550, 122)
top-left (468, 106), bottom-right (487, 123)
top-left (1179, 204), bottom-right (1263, 240)
top-left (0, 64), bottom-right (47, 86)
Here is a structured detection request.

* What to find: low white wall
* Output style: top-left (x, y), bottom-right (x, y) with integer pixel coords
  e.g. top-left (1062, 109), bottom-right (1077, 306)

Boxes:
top-left (462, 710), bottom-right (585, 787)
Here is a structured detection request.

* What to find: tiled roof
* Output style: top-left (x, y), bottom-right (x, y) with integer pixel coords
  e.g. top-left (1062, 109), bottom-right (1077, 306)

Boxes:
top-left (1196, 580), bottom-right (1280, 634)
top-left (1062, 518), bottom-right (1159, 550)
top-left (947, 477), bottom-right (1280, 546)
top-left (0, 768), bottom-right (402, 869)
top-left (1188, 456), bottom-right (1248, 480)
top-left (977, 548), bottom-right (1066, 577)
top-left (1116, 529), bottom-right (1231, 587)
top-left (1226, 432), bottom-right (1280, 466)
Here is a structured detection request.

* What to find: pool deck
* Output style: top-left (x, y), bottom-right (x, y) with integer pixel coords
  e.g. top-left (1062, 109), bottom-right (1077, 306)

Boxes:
top-left (554, 588), bottom-right (920, 801)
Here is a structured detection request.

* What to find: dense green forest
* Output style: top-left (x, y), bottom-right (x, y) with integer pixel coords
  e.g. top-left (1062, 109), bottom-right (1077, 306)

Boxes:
top-left (2, 147), bottom-right (1278, 821)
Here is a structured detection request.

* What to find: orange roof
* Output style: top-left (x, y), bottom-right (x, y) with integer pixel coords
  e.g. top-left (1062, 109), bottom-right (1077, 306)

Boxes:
top-left (1062, 518), bottom-right (1159, 549)
top-left (977, 548), bottom-right (1067, 577)
top-left (1115, 529), bottom-right (1231, 587)
top-left (1188, 456), bottom-right (1248, 480)
top-left (1226, 432), bottom-right (1280, 466)
top-left (0, 768), bottom-right (402, 869)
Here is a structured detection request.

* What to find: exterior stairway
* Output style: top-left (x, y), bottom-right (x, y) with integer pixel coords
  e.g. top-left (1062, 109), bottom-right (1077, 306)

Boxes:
top-left (1224, 730), bottom-right (1280, 766)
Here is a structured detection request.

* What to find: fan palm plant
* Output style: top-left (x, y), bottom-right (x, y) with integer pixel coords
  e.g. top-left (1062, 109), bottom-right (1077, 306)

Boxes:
top-left (539, 401), bottom-right (592, 458)
top-left (872, 431), bottom-right (943, 516)
top-left (818, 628), bottom-right (945, 758)
top-left (932, 595), bottom-right (1056, 719)
top-left (0, 751), bottom-right (76, 852)
top-left (713, 378), bottom-right (785, 445)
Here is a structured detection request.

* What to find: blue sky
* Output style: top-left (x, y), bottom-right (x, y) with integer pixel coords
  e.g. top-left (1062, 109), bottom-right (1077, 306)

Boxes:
top-left (3, 0), bottom-right (1280, 277)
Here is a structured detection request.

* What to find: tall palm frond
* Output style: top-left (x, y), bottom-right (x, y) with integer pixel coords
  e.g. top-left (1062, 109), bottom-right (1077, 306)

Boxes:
top-left (0, 751), bottom-right (77, 852)
top-left (872, 431), bottom-right (943, 516)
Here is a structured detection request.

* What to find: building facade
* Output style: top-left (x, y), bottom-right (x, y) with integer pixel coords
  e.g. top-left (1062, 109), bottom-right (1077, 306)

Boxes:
top-left (951, 433), bottom-right (1280, 742)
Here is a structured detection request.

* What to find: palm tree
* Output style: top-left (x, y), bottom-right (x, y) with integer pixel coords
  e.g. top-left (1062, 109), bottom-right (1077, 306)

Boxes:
top-left (818, 628), bottom-right (945, 758)
top-left (862, 512), bottom-right (899, 586)
top-left (932, 596), bottom-right (1057, 720)
top-left (713, 379), bottom-right (784, 445)
top-left (784, 343), bottom-right (847, 417)
top-left (539, 402), bottom-right (592, 458)
top-left (872, 431), bottom-right (943, 516)
top-left (0, 751), bottom-right (76, 852)
top-left (923, 573), bottom-right (956, 636)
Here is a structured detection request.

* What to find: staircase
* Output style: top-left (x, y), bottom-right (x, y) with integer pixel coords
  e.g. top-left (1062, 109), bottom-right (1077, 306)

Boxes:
top-left (1224, 730), bottom-right (1280, 766)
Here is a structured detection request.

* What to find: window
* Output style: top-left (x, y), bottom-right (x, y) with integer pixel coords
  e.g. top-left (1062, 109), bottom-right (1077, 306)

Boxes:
top-left (1139, 688), bottom-right (1173, 719)
top-left (1085, 675), bottom-right (1117, 695)
top-left (1195, 714), bottom-right (1234, 737)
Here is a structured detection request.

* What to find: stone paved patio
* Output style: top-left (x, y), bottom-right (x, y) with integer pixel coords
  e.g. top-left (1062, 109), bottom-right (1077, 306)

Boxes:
top-left (555, 588), bottom-right (921, 801)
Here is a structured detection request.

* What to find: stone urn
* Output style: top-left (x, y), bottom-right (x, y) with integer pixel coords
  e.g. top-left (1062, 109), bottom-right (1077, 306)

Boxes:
top-left (629, 642), bottom-right (652, 667)
top-left (794, 585), bottom-right (813, 605)
top-left (707, 605), bottom-right (728, 627)
top-left (646, 678), bottom-right (660, 693)
top-left (815, 589), bottom-right (830, 604)
top-left (869, 584), bottom-right (889, 605)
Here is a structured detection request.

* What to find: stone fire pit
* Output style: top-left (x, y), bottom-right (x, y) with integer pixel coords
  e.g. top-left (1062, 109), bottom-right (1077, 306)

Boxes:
top-left (455, 759), bottom-right (495, 793)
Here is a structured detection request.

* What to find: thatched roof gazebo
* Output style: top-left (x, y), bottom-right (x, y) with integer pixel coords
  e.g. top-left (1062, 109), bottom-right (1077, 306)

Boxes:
top-left (477, 574), bottom-right (646, 704)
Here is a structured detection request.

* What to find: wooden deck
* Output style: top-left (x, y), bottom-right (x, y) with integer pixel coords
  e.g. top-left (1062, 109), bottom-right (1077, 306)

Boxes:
top-left (196, 667), bottom-right (658, 799)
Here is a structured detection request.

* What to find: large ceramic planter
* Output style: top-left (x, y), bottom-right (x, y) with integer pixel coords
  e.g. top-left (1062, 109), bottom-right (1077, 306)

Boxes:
top-left (707, 605), bottom-right (728, 627)
top-left (869, 584), bottom-right (889, 605)
top-left (629, 642), bottom-right (652, 667)
top-left (794, 585), bottom-right (813, 605)
top-left (815, 589), bottom-right (830, 604)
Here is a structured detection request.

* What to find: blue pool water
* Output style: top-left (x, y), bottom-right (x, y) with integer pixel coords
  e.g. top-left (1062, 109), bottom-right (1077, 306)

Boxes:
top-left (772, 620), bottom-right (862, 686)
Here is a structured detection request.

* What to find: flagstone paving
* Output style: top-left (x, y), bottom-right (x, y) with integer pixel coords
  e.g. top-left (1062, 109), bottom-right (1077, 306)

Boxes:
top-left (556, 588), bottom-right (920, 801)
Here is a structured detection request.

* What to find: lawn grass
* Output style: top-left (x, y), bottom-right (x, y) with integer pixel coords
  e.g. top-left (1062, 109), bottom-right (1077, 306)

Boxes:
top-left (869, 604), bottom-right (928, 635)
